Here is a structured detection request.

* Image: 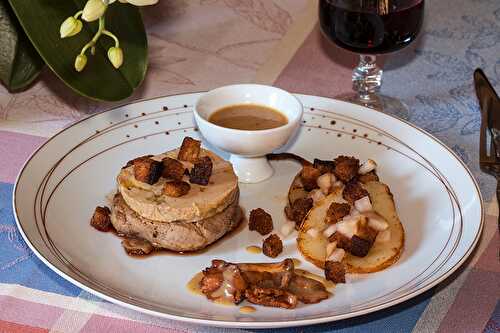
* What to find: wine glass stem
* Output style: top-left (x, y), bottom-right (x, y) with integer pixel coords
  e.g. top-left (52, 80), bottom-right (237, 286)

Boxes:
top-left (352, 55), bottom-right (382, 106)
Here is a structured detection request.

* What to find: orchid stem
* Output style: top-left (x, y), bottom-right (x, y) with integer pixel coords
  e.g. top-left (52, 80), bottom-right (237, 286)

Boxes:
top-left (73, 10), bottom-right (83, 19)
top-left (102, 30), bottom-right (120, 48)
top-left (80, 16), bottom-right (106, 55)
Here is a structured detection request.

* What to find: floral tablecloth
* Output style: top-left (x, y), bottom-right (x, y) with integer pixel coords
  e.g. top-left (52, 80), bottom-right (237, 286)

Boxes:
top-left (0, 0), bottom-right (499, 332)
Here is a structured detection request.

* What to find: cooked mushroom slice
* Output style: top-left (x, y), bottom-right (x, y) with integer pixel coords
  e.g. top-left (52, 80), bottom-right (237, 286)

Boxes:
top-left (245, 286), bottom-right (298, 309)
top-left (199, 260), bottom-right (247, 304)
top-left (238, 259), bottom-right (294, 289)
top-left (197, 259), bottom-right (332, 308)
top-left (287, 274), bottom-right (330, 303)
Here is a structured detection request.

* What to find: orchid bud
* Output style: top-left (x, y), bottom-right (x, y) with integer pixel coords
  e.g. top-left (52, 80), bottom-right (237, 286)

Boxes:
top-left (60, 17), bottom-right (83, 38)
top-left (75, 54), bottom-right (88, 72)
top-left (107, 47), bottom-right (123, 68)
top-left (82, 0), bottom-right (107, 22)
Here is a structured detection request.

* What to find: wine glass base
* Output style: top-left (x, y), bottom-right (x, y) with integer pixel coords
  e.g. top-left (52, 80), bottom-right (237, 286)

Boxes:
top-left (335, 93), bottom-right (410, 120)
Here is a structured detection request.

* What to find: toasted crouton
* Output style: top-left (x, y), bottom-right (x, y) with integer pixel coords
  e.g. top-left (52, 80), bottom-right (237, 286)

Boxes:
top-left (328, 217), bottom-right (377, 257)
top-left (334, 156), bottom-right (359, 182)
top-left (133, 158), bottom-right (164, 184)
top-left (288, 197), bottom-right (313, 226)
top-left (123, 155), bottom-right (153, 169)
top-left (301, 165), bottom-right (321, 191)
top-left (324, 261), bottom-right (346, 284)
top-left (325, 202), bottom-right (351, 224)
top-left (189, 156), bottom-right (213, 186)
top-left (178, 137), bottom-right (201, 162)
top-left (329, 232), bottom-right (352, 251)
top-left (249, 208), bottom-right (273, 235)
top-left (342, 180), bottom-right (368, 205)
top-left (284, 204), bottom-right (295, 220)
top-left (313, 159), bottom-right (335, 175)
top-left (163, 180), bottom-right (191, 197)
top-left (90, 206), bottom-right (112, 232)
top-left (262, 234), bottom-right (283, 258)
top-left (350, 236), bottom-right (373, 257)
top-left (162, 157), bottom-right (185, 180)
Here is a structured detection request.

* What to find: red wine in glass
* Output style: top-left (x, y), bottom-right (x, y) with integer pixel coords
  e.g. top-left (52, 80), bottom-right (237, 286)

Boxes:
top-left (319, 0), bottom-right (425, 107)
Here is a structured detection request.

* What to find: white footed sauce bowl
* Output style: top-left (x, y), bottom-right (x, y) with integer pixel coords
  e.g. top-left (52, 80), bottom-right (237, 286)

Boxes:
top-left (194, 84), bottom-right (303, 183)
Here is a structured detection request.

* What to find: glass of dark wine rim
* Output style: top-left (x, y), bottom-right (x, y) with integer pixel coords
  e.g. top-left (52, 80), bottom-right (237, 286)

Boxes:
top-left (319, 0), bottom-right (425, 110)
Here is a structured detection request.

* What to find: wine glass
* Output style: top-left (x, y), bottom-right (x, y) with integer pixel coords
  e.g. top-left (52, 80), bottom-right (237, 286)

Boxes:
top-left (319, 0), bottom-right (425, 109)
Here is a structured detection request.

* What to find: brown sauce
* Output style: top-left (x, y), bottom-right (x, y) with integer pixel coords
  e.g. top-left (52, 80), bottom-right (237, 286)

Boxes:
top-left (295, 269), bottom-right (335, 290)
top-left (239, 306), bottom-right (256, 313)
top-left (186, 272), bottom-right (236, 307)
top-left (209, 104), bottom-right (288, 130)
top-left (245, 246), bottom-right (262, 254)
top-left (210, 266), bottom-right (241, 305)
top-left (214, 298), bottom-right (236, 306)
top-left (186, 272), bottom-right (204, 296)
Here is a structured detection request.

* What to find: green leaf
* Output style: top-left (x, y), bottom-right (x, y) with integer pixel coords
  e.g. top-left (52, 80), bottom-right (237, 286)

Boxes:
top-left (0, 1), bottom-right (44, 92)
top-left (8, 0), bottom-right (148, 101)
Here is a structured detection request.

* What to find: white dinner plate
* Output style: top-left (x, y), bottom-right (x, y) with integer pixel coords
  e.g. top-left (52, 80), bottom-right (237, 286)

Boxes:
top-left (13, 93), bottom-right (483, 328)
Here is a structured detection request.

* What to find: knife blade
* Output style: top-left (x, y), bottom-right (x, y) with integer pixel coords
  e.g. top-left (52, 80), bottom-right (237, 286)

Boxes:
top-left (474, 68), bottom-right (500, 156)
